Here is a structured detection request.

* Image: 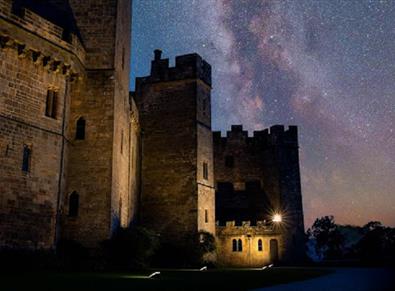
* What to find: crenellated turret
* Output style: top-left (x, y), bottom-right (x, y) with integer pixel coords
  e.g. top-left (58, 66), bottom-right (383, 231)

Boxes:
top-left (136, 50), bottom-right (212, 90)
top-left (213, 124), bottom-right (299, 150)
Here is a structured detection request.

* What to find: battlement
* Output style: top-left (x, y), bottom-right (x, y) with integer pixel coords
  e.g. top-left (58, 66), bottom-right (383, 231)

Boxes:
top-left (0, 0), bottom-right (85, 65)
top-left (213, 124), bottom-right (298, 147)
top-left (216, 220), bottom-right (277, 235)
top-left (135, 49), bottom-right (212, 88)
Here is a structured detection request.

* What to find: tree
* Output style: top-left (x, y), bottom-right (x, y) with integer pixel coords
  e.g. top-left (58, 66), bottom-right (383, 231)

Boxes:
top-left (307, 216), bottom-right (344, 260)
top-left (357, 221), bottom-right (395, 264)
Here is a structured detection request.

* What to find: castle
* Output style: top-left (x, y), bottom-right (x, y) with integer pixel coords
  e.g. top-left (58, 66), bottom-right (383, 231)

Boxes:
top-left (0, 0), bottom-right (304, 267)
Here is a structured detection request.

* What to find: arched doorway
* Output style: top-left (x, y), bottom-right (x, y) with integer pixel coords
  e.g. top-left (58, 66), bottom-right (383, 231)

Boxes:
top-left (270, 239), bottom-right (279, 263)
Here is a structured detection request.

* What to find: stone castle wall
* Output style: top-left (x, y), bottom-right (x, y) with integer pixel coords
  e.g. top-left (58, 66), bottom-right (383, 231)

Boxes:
top-left (134, 52), bottom-right (215, 244)
top-left (216, 221), bottom-right (282, 267)
top-left (0, 0), bottom-right (83, 249)
top-left (214, 124), bottom-right (305, 263)
top-left (61, 0), bottom-right (136, 248)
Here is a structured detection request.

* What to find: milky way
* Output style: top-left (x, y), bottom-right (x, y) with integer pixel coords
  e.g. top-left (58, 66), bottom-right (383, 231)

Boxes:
top-left (131, 0), bottom-right (395, 228)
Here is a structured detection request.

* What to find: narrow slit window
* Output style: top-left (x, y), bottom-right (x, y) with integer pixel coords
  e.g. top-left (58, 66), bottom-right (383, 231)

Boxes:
top-left (68, 191), bottom-right (79, 217)
top-left (45, 90), bottom-right (57, 118)
top-left (75, 117), bottom-right (86, 140)
top-left (122, 47), bottom-right (125, 70)
top-left (22, 145), bottom-right (31, 172)
top-left (121, 130), bottom-right (124, 154)
top-left (204, 209), bottom-right (208, 223)
top-left (203, 162), bottom-right (208, 180)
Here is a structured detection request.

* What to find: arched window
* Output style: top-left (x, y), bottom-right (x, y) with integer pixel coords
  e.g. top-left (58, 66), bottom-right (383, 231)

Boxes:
top-left (258, 239), bottom-right (263, 251)
top-left (232, 239), bottom-right (237, 252)
top-left (68, 191), bottom-right (79, 217)
top-left (238, 239), bottom-right (243, 252)
top-left (75, 117), bottom-right (86, 140)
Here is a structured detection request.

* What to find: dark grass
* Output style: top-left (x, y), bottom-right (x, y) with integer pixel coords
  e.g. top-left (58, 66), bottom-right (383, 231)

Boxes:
top-left (0, 267), bottom-right (333, 291)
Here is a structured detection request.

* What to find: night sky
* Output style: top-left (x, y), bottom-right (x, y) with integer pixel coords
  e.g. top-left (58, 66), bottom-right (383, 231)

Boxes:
top-left (131, 0), bottom-right (395, 228)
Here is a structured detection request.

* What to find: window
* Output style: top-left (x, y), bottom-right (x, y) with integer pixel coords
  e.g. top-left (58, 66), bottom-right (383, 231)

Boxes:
top-left (45, 90), bottom-right (57, 118)
top-left (232, 239), bottom-right (243, 252)
top-left (204, 209), bottom-right (208, 223)
top-left (68, 191), bottom-right (79, 217)
top-left (202, 98), bottom-right (207, 115)
top-left (225, 155), bottom-right (234, 168)
top-left (122, 47), bottom-right (125, 70)
top-left (203, 162), bottom-right (208, 180)
top-left (22, 145), bottom-right (31, 172)
top-left (258, 239), bottom-right (263, 251)
top-left (75, 117), bottom-right (86, 140)
top-left (121, 130), bottom-right (124, 154)
top-left (238, 239), bottom-right (243, 252)
top-left (232, 239), bottom-right (237, 252)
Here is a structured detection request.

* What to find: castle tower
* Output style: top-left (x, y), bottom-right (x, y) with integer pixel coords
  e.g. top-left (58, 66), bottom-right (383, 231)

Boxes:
top-left (213, 125), bottom-right (305, 264)
top-left (61, 0), bottom-right (138, 248)
top-left (0, 0), bottom-right (84, 250)
top-left (134, 51), bottom-right (215, 248)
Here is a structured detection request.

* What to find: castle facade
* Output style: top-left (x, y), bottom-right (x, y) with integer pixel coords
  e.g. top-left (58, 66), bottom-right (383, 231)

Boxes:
top-left (0, 0), bottom-right (304, 267)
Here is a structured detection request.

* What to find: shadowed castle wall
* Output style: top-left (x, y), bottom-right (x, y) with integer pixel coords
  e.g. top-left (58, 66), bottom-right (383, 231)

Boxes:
top-left (214, 125), bottom-right (305, 263)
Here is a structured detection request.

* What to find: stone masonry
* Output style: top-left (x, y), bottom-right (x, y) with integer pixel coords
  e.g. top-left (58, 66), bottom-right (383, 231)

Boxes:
top-left (134, 50), bottom-right (215, 247)
top-left (0, 0), bottom-right (305, 267)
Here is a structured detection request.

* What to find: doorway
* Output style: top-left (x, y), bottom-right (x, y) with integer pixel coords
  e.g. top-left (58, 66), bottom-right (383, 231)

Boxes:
top-left (270, 239), bottom-right (279, 263)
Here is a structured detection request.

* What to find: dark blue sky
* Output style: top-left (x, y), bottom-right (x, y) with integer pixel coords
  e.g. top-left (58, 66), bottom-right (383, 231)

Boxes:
top-left (131, 0), bottom-right (395, 227)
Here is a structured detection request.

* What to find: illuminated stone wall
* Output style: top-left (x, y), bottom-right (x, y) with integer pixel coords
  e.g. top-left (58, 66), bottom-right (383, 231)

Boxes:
top-left (0, 0), bottom-right (83, 249)
top-left (216, 221), bottom-right (283, 267)
top-left (61, 0), bottom-right (137, 248)
top-left (0, 0), bottom-right (138, 250)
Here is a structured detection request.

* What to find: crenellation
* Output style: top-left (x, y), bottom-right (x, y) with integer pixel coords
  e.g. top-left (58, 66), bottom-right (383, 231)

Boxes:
top-left (214, 124), bottom-right (299, 149)
top-left (0, 1), bottom-right (304, 268)
top-left (137, 50), bottom-right (212, 88)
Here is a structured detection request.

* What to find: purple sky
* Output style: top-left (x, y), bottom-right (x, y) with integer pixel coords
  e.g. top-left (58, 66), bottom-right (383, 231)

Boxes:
top-left (131, 0), bottom-right (395, 228)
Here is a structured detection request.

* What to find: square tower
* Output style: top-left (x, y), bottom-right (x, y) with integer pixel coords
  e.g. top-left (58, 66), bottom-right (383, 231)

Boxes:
top-left (134, 50), bottom-right (215, 247)
top-left (61, 0), bottom-right (138, 248)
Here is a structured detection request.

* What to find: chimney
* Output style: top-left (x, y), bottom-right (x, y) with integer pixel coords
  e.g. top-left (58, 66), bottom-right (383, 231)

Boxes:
top-left (154, 49), bottom-right (162, 61)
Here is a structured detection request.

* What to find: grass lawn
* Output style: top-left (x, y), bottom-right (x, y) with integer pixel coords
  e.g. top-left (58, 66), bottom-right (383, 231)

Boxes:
top-left (1, 267), bottom-right (333, 291)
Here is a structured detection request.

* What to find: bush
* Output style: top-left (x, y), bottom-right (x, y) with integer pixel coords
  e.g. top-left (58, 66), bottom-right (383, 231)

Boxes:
top-left (151, 231), bottom-right (216, 268)
top-left (102, 226), bottom-right (160, 270)
top-left (56, 239), bottom-right (90, 270)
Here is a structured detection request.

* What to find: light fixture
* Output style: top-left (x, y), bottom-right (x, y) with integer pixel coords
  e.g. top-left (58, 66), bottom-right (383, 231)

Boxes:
top-left (272, 213), bottom-right (282, 223)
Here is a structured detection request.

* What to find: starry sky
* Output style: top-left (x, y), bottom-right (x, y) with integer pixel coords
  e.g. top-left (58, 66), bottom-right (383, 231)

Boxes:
top-left (131, 0), bottom-right (395, 228)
